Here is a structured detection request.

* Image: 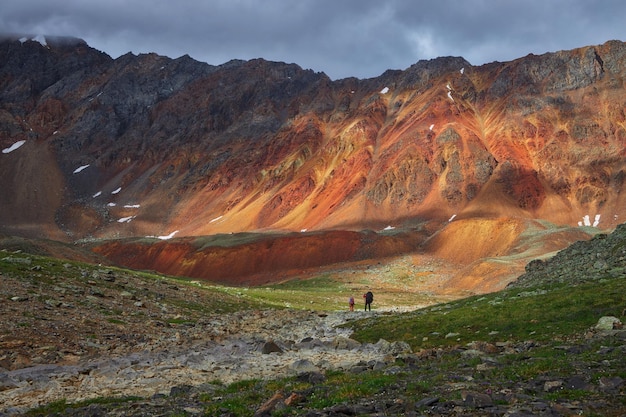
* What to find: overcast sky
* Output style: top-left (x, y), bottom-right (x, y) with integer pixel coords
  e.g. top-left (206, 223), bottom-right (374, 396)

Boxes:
top-left (2, 0), bottom-right (626, 80)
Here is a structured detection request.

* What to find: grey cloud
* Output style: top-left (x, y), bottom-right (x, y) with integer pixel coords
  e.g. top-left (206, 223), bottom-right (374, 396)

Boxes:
top-left (1, 0), bottom-right (625, 79)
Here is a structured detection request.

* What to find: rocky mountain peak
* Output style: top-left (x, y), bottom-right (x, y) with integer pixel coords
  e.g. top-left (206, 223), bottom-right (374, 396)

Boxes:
top-left (1, 37), bottom-right (626, 287)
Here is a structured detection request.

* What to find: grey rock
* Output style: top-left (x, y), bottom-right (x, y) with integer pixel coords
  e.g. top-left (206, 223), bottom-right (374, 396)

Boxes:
top-left (290, 359), bottom-right (318, 373)
top-left (598, 376), bottom-right (623, 392)
top-left (461, 390), bottom-right (493, 408)
top-left (328, 336), bottom-right (361, 350)
top-left (595, 316), bottom-right (622, 330)
top-left (261, 341), bottom-right (283, 354)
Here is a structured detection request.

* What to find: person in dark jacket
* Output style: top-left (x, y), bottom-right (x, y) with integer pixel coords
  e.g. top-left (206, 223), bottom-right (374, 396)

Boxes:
top-left (363, 291), bottom-right (373, 311)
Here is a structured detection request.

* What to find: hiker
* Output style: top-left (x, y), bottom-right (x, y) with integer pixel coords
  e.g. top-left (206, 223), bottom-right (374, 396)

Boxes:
top-left (363, 291), bottom-right (373, 311)
top-left (348, 296), bottom-right (355, 311)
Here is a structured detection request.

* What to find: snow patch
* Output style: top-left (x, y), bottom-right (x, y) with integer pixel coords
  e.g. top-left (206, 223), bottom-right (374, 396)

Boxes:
top-left (20, 35), bottom-right (47, 47)
top-left (460, 67), bottom-right (465, 74)
top-left (73, 165), bottom-right (90, 174)
top-left (447, 91), bottom-right (454, 102)
top-left (446, 83), bottom-right (451, 90)
top-left (429, 124), bottom-right (435, 131)
top-left (593, 214), bottom-right (601, 227)
top-left (448, 214), bottom-right (457, 222)
top-left (107, 202), bottom-right (116, 207)
top-left (380, 87), bottom-right (389, 94)
top-left (158, 230), bottom-right (179, 240)
top-left (578, 214), bottom-right (601, 228)
top-left (209, 215), bottom-right (223, 223)
top-left (382, 225), bottom-right (395, 231)
top-left (300, 229), bottom-right (307, 233)
top-left (2, 140), bottom-right (26, 154)
top-left (32, 35), bottom-right (47, 47)
top-left (111, 187), bottom-right (122, 194)
top-left (123, 204), bottom-right (140, 209)
top-left (93, 191), bottom-right (102, 198)
top-left (118, 216), bottom-right (135, 223)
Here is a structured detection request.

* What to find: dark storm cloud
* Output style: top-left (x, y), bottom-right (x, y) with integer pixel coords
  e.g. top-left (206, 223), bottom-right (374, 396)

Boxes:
top-left (2, 0), bottom-right (626, 80)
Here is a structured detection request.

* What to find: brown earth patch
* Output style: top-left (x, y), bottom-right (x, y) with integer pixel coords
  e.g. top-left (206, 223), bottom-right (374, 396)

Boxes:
top-left (91, 229), bottom-right (429, 286)
top-left (423, 217), bottom-right (526, 264)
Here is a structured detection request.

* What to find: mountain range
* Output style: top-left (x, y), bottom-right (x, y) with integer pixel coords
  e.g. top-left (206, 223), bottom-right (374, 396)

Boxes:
top-left (1, 34), bottom-right (625, 290)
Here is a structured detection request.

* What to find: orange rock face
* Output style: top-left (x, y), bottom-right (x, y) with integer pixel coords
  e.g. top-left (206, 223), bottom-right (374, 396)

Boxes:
top-left (1, 37), bottom-right (624, 288)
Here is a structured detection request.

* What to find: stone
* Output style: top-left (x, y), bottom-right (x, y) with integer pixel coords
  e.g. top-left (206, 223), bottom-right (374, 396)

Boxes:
top-left (289, 359), bottom-right (318, 373)
top-left (295, 371), bottom-right (325, 384)
top-left (598, 376), bottom-right (623, 392)
top-left (543, 380), bottom-right (563, 392)
top-left (415, 396), bottom-right (439, 408)
top-left (329, 336), bottom-right (361, 350)
top-left (461, 390), bottom-right (493, 408)
top-left (0, 374), bottom-right (19, 391)
top-left (595, 316), bottom-right (622, 330)
top-left (284, 392), bottom-right (303, 406)
top-left (254, 391), bottom-right (284, 417)
top-left (261, 341), bottom-right (283, 354)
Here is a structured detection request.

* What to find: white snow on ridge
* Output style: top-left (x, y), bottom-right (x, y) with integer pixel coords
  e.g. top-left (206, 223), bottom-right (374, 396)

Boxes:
top-left (73, 165), bottom-right (90, 174)
top-left (448, 214), bottom-right (457, 222)
top-left (447, 91), bottom-right (454, 102)
top-left (158, 230), bottom-right (179, 240)
top-left (19, 35), bottom-right (47, 47)
top-left (209, 215), bottom-right (223, 223)
top-left (383, 225), bottom-right (395, 231)
top-left (32, 35), bottom-right (47, 47)
top-left (2, 140), bottom-right (26, 154)
top-left (111, 187), bottom-right (122, 194)
top-left (380, 87), bottom-right (389, 94)
top-left (93, 191), bottom-right (102, 198)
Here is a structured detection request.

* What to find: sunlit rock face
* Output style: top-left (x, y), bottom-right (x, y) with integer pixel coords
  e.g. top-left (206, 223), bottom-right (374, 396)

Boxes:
top-left (1, 36), bottom-right (625, 288)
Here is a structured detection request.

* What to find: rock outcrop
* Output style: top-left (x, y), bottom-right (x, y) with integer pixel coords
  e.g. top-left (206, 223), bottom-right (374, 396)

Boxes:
top-left (1, 36), bottom-right (625, 241)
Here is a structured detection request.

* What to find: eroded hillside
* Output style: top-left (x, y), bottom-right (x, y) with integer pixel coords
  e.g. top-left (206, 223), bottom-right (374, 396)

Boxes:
top-left (2, 37), bottom-right (625, 240)
top-left (0, 36), bottom-right (624, 288)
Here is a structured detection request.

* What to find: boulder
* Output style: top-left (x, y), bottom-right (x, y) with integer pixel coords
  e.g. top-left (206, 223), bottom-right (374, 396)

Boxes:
top-left (261, 341), bottom-right (283, 354)
top-left (329, 336), bottom-right (361, 350)
top-left (289, 359), bottom-right (318, 374)
top-left (595, 316), bottom-right (622, 330)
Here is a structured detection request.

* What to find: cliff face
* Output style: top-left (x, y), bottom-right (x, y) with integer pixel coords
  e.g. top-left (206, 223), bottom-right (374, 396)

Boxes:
top-left (1, 36), bottom-right (625, 241)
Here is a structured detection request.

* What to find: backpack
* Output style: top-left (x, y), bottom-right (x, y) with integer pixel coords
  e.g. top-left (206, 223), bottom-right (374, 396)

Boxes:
top-left (365, 291), bottom-right (373, 303)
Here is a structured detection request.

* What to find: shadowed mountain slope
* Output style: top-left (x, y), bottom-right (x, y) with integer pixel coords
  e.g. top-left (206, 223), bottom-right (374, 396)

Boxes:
top-left (1, 35), bottom-right (625, 288)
